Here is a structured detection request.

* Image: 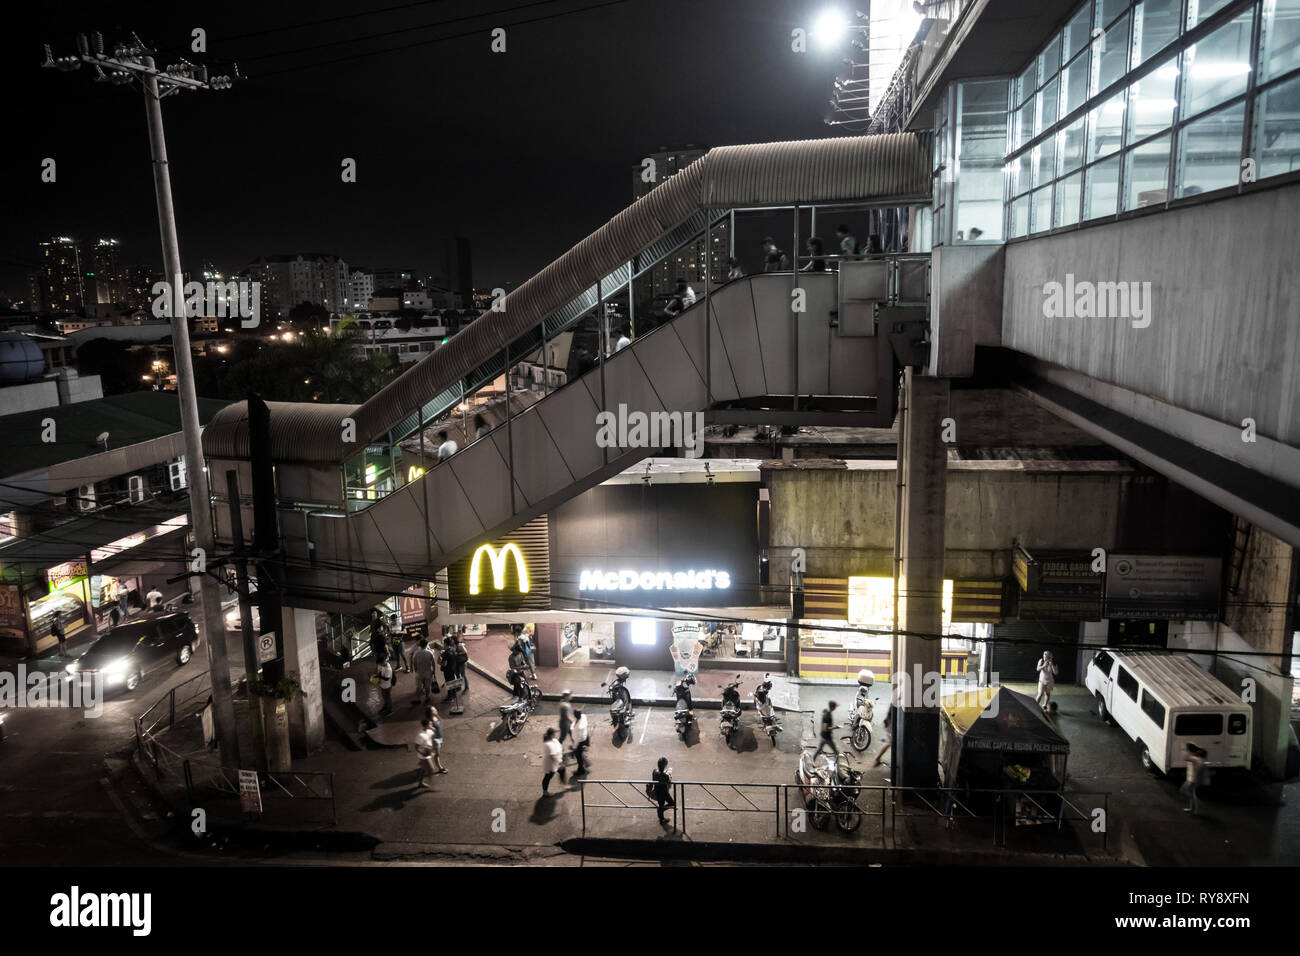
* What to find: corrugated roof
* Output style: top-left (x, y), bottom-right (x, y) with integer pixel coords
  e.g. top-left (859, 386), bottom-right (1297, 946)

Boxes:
top-left (204, 133), bottom-right (930, 463)
top-left (1110, 651), bottom-right (1243, 709)
top-left (0, 391), bottom-right (230, 478)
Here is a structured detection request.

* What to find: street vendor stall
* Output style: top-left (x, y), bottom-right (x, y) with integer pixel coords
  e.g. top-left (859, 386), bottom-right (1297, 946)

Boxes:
top-left (938, 685), bottom-right (1070, 822)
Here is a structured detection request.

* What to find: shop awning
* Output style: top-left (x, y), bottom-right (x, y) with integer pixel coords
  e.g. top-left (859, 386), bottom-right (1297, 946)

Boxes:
top-left (0, 499), bottom-right (188, 569)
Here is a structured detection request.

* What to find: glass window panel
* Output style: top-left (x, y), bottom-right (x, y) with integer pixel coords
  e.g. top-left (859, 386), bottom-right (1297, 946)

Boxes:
top-left (1097, 0), bottom-right (1131, 30)
top-left (1089, 91), bottom-right (1128, 160)
top-left (1007, 152), bottom-right (1031, 196)
top-left (1066, 4), bottom-right (1095, 60)
top-left (1132, 0), bottom-right (1182, 66)
top-left (1063, 50), bottom-right (1090, 115)
top-left (955, 80), bottom-right (1009, 242)
top-left (1260, 0), bottom-right (1300, 82)
top-left (1038, 76), bottom-right (1060, 134)
top-left (1016, 99), bottom-right (1036, 149)
top-left (1010, 194), bottom-right (1031, 237)
top-left (1255, 73), bottom-right (1300, 178)
top-left (1040, 33), bottom-right (1063, 85)
top-left (1093, 13), bottom-right (1132, 95)
top-left (1034, 137), bottom-right (1058, 186)
top-left (1060, 116), bottom-right (1087, 173)
top-left (1187, 0), bottom-right (1235, 28)
top-left (1032, 185), bottom-right (1054, 232)
top-left (1183, 10), bottom-right (1255, 118)
top-left (1056, 171), bottom-right (1084, 226)
top-left (1125, 133), bottom-right (1172, 207)
top-left (1017, 62), bottom-right (1038, 105)
top-left (1128, 55), bottom-right (1179, 138)
top-left (1085, 155), bottom-right (1123, 218)
top-left (1176, 100), bottom-right (1246, 195)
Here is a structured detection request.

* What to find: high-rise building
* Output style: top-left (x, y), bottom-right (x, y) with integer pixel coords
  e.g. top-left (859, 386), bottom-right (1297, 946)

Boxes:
top-left (371, 269), bottom-right (416, 294)
top-left (243, 253), bottom-right (350, 319)
top-left (632, 147), bottom-right (729, 301)
top-left (30, 237), bottom-right (87, 315)
top-left (347, 270), bottom-right (374, 311)
top-left (90, 239), bottom-right (127, 306)
top-left (124, 264), bottom-right (159, 311)
top-left (421, 237), bottom-right (473, 309)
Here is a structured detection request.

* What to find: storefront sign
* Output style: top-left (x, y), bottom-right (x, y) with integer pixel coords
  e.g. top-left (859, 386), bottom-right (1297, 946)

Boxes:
top-left (848, 576), bottom-right (953, 629)
top-left (0, 584), bottom-right (24, 640)
top-left (469, 543), bottom-right (530, 595)
top-left (1013, 545), bottom-right (1103, 620)
top-left (47, 561), bottom-right (88, 592)
top-left (578, 569), bottom-right (731, 592)
top-left (238, 770), bottom-right (263, 813)
top-left (1105, 554), bottom-right (1222, 620)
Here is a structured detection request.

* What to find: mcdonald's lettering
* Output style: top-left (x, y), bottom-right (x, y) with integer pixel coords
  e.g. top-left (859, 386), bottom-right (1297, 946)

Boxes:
top-left (469, 543), bottom-right (530, 595)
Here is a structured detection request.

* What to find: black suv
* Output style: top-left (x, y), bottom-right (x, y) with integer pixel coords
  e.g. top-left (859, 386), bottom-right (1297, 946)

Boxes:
top-left (67, 612), bottom-right (200, 694)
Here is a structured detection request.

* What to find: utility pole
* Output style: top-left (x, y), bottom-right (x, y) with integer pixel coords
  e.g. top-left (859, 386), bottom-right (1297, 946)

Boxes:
top-left (43, 34), bottom-right (242, 767)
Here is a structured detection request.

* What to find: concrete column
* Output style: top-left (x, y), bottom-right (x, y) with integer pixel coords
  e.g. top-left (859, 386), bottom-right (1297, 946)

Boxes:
top-left (534, 622), bottom-right (562, 668)
top-left (281, 606), bottom-right (325, 758)
top-left (894, 368), bottom-right (949, 787)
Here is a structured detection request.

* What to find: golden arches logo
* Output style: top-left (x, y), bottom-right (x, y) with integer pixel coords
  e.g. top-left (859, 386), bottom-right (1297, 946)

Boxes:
top-left (469, 543), bottom-right (529, 595)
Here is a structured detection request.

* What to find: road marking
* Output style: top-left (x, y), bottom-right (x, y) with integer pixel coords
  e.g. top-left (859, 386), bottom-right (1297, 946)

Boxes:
top-left (639, 707), bottom-right (650, 745)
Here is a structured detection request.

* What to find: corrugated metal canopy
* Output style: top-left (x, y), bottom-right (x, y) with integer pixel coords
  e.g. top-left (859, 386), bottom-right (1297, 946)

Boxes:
top-left (203, 133), bottom-right (930, 464)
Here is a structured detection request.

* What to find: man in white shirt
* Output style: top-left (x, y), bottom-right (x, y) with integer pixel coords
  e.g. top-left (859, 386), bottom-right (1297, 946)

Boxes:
top-left (682, 284), bottom-right (697, 307)
top-left (571, 709), bottom-right (590, 775)
top-left (436, 429), bottom-right (458, 461)
top-left (145, 586), bottom-right (163, 611)
top-left (542, 727), bottom-right (566, 796)
top-left (615, 330), bottom-right (631, 352)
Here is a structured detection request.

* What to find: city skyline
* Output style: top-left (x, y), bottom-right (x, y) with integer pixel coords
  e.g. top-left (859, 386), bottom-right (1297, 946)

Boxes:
top-left (3, 0), bottom-right (833, 304)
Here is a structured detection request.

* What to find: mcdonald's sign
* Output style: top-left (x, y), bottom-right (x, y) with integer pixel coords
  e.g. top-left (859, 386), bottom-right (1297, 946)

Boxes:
top-left (469, 543), bottom-right (530, 595)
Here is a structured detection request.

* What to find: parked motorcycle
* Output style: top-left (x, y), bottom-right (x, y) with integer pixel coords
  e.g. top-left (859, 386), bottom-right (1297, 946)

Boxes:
top-left (673, 674), bottom-right (696, 741)
top-left (753, 673), bottom-right (782, 746)
top-left (718, 674), bottom-right (743, 746)
top-left (601, 665), bottom-right (635, 738)
top-left (795, 750), bottom-right (864, 832)
top-left (849, 668), bottom-right (875, 752)
top-left (499, 668), bottom-right (542, 738)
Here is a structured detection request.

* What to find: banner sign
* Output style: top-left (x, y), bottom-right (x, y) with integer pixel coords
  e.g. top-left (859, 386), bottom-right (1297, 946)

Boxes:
top-left (1105, 554), bottom-right (1222, 620)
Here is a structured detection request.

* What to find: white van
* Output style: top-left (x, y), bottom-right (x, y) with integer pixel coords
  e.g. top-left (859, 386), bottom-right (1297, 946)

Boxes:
top-left (1084, 649), bottom-right (1251, 775)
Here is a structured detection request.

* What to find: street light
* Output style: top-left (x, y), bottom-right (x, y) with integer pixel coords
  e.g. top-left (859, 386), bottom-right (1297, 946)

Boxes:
top-left (812, 8), bottom-right (850, 48)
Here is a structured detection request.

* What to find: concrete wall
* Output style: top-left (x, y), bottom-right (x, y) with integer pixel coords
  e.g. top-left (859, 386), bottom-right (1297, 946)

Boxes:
top-left (764, 459), bottom-right (1132, 585)
top-left (1001, 181), bottom-right (1300, 447)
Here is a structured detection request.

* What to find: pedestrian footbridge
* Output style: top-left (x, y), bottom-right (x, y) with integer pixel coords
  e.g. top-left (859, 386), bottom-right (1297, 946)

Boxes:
top-left (203, 134), bottom-right (933, 612)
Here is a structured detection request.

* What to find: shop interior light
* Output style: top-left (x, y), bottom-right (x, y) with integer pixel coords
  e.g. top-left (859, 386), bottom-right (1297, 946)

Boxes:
top-left (630, 618), bottom-right (657, 645)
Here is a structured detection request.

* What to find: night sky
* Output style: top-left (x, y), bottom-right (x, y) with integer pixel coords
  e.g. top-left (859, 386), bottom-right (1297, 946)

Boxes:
top-left (3, 0), bottom-right (848, 300)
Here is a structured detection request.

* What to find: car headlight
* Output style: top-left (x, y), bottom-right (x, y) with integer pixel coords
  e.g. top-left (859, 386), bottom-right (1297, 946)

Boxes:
top-left (65, 661), bottom-right (79, 674)
top-left (102, 658), bottom-right (129, 679)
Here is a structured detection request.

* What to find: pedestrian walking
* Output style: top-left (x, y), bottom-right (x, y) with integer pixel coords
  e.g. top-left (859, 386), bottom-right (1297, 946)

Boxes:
top-left (517, 628), bottom-right (536, 678)
top-left (411, 637), bottom-right (437, 704)
top-left (813, 701), bottom-right (840, 760)
top-left (145, 586), bottom-right (163, 612)
top-left (651, 756), bottom-right (675, 825)
top-left (727, 256), bottom-right (744, 281)
top-left (415, 719), bottom-right (446, 788)
top-left (542, 727), bottom-right (566, 796)
top-left (428, 706), bottom-right (447, 774)
top-left (388, 614), bottom-right (408, 672)
top-left (368, 609), bottom-right (389, 661)
top-left (1035, 651), bottom-right (1058, 710)
top-left (436, 429), bottom-right (458, 461)
top-left (375, 651), bottom-right (395, 717)
top-left (572, 709), bottom-right (590, 775)
top-left (558, 690), bottom-right (575, 746)
top-left (1181, 742), bottom-right (1206, 814)
top-left (802, 236), bottom-right (827, 271)
top-left (474, 413), bottom-right (491, 441)
top-left (836, 224), bottom-right (858, 260)
top-left (448, 632), bottom-right (470, 691)
top-left (109, 606), bottom-right (121, 628)
top-left (615, 328), bottom-right (631, 352)
top-left (50, 610), bottom-right (67, 656)
top-left (874, 700), bottom-right (896, 768)
top-left (761, 237), bottom-right (790, 272)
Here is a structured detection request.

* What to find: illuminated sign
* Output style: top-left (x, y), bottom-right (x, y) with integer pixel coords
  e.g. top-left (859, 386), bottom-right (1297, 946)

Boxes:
top-left (408, 465), bottom-right (425, 482)
top-left (579, 569), bottom-right (731, 592)
top-left (847, 576), bottom-right (953, 628)
top-left (47, 561), bottom-right (88, 592)
top-left (364, 464), bottom-right (377, 485)
top-left (469, 543), bottom-right (530, 596)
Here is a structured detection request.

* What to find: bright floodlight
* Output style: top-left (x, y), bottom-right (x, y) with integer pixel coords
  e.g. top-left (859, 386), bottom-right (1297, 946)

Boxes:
top-left (812, 9), bottom-right (849, 48)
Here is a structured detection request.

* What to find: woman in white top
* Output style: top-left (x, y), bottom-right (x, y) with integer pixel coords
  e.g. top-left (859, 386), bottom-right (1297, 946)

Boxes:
top-left (415, 720), bottom-right (438, 789)
top-left (541, 727), bottom-right (566, 796)
top-left (1035, 651), bottom-right (1058, 710)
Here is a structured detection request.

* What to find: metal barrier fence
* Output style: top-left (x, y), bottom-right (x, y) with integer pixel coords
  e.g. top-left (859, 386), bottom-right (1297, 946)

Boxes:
top-left (579, 779), bottom-right (1109, 852)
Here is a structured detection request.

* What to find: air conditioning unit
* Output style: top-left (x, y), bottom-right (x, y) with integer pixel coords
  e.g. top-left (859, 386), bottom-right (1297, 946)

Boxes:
top-left (78, 484), bottom-right (97, 512)
top-left (169, 458), bottom-right (188, 491)
top-left (128, 475), bottom-right (145, 504)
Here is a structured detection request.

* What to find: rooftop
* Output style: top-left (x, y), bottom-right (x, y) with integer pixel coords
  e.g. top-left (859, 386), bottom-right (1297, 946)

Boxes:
top-left (0, 391), bottom-right (231, 478)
